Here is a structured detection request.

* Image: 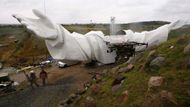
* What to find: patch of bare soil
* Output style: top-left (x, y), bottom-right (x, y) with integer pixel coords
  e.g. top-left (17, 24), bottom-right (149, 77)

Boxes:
top-left (0, 63), bottom-right (114, 107)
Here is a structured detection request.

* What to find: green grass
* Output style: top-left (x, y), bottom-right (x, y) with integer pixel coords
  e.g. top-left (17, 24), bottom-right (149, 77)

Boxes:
top-left (72, 29), bottom-right (190, 107)
top-left (0, 27), bottom-right (25, 37)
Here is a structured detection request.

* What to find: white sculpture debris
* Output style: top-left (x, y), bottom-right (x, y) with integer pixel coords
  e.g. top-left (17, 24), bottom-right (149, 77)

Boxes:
top-left (13, 9), bottom-right (187, 64)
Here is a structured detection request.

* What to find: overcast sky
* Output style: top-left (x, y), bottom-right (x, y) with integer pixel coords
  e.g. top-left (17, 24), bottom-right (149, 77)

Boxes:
top-left (0, 0), bottom-right (190, 24)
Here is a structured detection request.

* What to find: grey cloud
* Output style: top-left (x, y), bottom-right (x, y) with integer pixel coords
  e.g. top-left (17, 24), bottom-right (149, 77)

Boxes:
top-left (0, 0), bottom-right (190, 24)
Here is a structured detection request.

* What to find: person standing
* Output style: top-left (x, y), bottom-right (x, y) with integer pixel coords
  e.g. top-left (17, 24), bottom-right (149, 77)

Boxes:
top-left (39, 68), bottom-right (48, 86)
top-left (29, 70), bottom-right (39, 88)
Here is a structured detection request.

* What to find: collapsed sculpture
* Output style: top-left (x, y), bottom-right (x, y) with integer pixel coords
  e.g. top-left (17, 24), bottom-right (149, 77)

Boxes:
top-left (13, 9), bottom-right (187, 64)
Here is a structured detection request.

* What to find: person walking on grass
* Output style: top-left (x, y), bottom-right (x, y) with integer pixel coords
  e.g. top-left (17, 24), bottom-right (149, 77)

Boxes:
top-left (29, 70), bottom-right (39, 88)
top-left (39, 68), bottom-right (48, 86)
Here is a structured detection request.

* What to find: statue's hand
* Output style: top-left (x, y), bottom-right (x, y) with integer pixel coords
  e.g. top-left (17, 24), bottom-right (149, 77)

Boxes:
top-left (13, 9), bottom-right (58, 40)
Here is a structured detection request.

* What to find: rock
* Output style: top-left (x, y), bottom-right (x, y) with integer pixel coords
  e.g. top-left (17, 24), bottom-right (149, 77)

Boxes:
top-left (118, 67), bottom-right (128, 73)
top-left (127, 64), bottom-right (134, 71)
top-left (116, 90), bottom-right (128, 104)
top-left (184, 43), bottom-right (190, 54)
top-left (95, 74), bottom-right (102, 83)
top-left (142, 50), bottom-right (157, 70)
top-left (112, 75), bottom-right (125, 86)
top-left (84, 96), bottom-right (97, 107)
top-left (148, 76), bottom-right (164, 88)
top-left (91, 84), bottom-right (101, 95)
top-left (169, 46), bottom-right (174, 49)
top-left (112, 84), bottom-right (121, 92)
top-left (150, 57), bottom-right (165, 67)
top-left (118, 64), bottom-right (134, 73)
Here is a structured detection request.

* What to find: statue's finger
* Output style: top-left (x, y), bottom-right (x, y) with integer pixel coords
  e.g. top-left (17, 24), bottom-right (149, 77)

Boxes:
top-left (13, 14), bottom-right (36, 24)
top-left (32, 9), bottom-right (47, 19)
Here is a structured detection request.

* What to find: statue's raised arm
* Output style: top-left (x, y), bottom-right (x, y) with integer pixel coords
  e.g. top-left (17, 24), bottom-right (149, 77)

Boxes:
top-left (13, 9), bottom-right (58, 40)
top-left (13, 9), bottom-right (116, 64)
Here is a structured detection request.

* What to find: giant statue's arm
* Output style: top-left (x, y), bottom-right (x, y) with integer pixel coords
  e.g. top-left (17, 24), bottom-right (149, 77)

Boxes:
top-left (13, 9), bottom-right (116, 64)
top-left (13, 9), bottom-right (60, 40)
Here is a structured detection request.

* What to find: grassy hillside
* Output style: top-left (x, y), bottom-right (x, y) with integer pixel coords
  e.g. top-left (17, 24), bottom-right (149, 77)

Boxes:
top-left (70, 27), bottom-right (190, 107)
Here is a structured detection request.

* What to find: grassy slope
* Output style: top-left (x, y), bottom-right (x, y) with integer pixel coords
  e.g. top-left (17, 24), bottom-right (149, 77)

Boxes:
top-left (72, 28), bottom-right (190, 107)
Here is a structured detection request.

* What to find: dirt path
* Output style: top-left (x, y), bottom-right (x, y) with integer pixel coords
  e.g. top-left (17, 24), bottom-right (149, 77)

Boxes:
top-left (0, 64), bottom-right (114, 107)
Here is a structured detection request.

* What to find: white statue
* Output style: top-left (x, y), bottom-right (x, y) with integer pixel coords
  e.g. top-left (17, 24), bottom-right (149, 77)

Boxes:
top-left (13, 9), bottom-right (187, 64)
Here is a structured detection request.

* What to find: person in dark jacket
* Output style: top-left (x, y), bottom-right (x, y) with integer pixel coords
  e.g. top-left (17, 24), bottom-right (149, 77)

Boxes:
top-left (29, 70), bottom-right (39, 88)
top-left (39, 68), bottom-right (48, 86)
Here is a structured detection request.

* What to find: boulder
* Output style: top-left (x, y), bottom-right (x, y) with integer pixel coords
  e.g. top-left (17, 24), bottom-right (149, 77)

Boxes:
top-left (84, 96), bottom-right (97, 107)
top-left (112, 75), bottom-right (125, 86)
top-left (116, 90), bottom-right (128, 104)
top-left (91, 84), bottom-right (101, 95)
top-left (142, 50), bottom-right (157, 70)
top-left (149, 57), bottom-right (165, 71)
top-left (184, 43), bottom-right (190, 54)
top-left (148, 76), bottom-right (164, 88)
